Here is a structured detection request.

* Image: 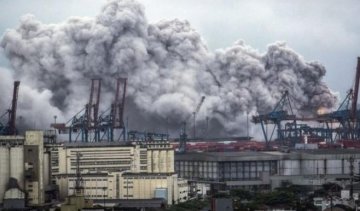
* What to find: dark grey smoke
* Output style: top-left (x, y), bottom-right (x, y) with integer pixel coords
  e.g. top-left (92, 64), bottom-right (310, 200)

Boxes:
top-left (0, 0), bottom-right (337, 137)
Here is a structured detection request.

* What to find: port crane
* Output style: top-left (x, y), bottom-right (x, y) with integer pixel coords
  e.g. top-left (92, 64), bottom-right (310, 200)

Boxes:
top-left (179, 96), bottom-right (206, 153)
top-left (253, 57), bottom-right (360, 147)
top-left (97, 77), bottom-right (127, 142)
top-left (64, 78), bottom-right (128, 142)
top-left (318, 57), bottom-right (360, 140)
top-left (67, 79), bottom-right (102, 142)
top-left (0, 81), bottom-right (20, 135)
top-left (252, 90), bottom-right (296, 147)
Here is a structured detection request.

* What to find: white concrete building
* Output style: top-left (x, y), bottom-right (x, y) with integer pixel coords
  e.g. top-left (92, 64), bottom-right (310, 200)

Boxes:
top-left (0, 135), bottom-right (24, 204)
top-left (0, 131), bottom-right (47, 206)
top-left (24, 131), bottom-right (45, 205)
top-left (51, 141), bottom-right (188, 205)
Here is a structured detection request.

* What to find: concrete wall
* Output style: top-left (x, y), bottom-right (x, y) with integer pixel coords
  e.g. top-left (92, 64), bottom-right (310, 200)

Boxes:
top-left (120, 173), bottom-right (178, 205)
top-left (55, 146), bottom-right (137, 175)
top-left (43, 152), bottom-right (50, 187)
top-left (56, 172), bottom-right (187, 205)
top-left (175, 150), bottom-right (360, 190)
top-left (51, 141), bottom-right (180, 204)
top-left (0, 136), bottom-right (24, 204)
top-left (10, 146), bottom-right (24, 188)
top-left (278, 158), bottom-right (360, 176)
top-left (0, 146), bottom-right (10, 204)
top-left (146, 142), bottom-right (174, 173)
top-left (52, 142), bottom-right (175, 176)
top-left (25, 131), bottom-right (44, 205)
top-left (177, 178), bottom-right (189, 202)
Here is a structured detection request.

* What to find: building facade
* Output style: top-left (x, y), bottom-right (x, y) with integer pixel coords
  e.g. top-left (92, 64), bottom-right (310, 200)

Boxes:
top-left (0, 131), bottom-right (48, 206)
top-left (51, 141), bottom-right (187, 205)
top-left (24, 131), bottom-right (45, 205)
top-left (0, 135), bottom-right (24, 204)
top-left (175, 150), bottom-right (360, 190)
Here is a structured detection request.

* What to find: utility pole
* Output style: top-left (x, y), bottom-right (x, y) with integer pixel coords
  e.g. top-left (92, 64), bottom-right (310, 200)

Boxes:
top-left (246, 112), bottom-right (249, 138)
top-left (350, 156), bottom-right (354, 200)
top-left (206, 116), bottom-right (209, 138)
top-left (193, 112), bottom-right (196, 138)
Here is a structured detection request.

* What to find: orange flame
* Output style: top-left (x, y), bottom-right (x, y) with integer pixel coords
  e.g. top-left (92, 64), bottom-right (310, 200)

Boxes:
top-left (317, 107), bottom-right (327, 115)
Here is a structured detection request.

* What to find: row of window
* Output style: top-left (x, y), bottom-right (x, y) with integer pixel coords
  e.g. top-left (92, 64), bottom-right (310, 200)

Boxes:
top-left (175, 160), bottom-right (277, 181)
top-left (123, 176), bottom-right (167, 179)
top-left (85, 195), bottom-right (106, 197)
top-left (70, 167), bottom-right (130, 172)
top-left (69, 178), bottom-right (107, 181)
top-left (70, 160), bottom-right (131, 166)
top-left (124, 186), bottom-right (133, 189)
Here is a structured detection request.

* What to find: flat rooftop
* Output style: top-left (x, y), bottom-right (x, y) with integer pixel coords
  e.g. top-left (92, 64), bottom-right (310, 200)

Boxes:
top-left (0, 135), bottom-right (24, 140)
top-left (61, 141), bottom-right (132, 148)
top-left (175, 149), bottom-right (360, 161)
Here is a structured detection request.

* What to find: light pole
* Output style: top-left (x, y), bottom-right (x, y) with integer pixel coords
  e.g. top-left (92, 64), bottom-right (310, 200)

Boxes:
top-left (246, 112), bottom-right (249, 138)
top-left (102, 187), bottom-right (107, 208)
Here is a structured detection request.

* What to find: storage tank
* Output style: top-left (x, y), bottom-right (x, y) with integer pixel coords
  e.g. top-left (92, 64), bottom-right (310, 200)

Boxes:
top-left (152, 150), bottom-right (159, 173)
top-left (167, 150), bottom-right (174, 173)
top-left (159, 150), bottom-right (165, 172)
top-left (0, 147), bottom-right (10, 203)
top-left (43, 153), bottom-right (50, 186)
top-left (10, 146), bottom-right (24, 189)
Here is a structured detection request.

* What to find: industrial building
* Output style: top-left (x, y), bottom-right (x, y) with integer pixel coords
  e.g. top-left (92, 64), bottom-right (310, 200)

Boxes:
top-left (0, 131), bottom-right (48, 208)
top-left (175, 149), bottom-right (360, 190)
top-left (50, 140), bottom-right (188, 205)
top-left (0, 131), bottom-right (189, 208)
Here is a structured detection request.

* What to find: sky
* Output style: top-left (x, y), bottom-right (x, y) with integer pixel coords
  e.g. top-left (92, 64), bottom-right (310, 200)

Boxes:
top-left (0, 0), bottom-right (359, 137)
top-left (1, 0), bottom-right (359, 100)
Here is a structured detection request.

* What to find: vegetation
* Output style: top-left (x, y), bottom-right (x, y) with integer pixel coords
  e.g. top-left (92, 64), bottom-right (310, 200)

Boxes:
top-left (167, 183), bottom-right (337, 211)
top-left (231, 185), bottom-right (317, 211)
top-left (166, 198), bottom-right (210, 211)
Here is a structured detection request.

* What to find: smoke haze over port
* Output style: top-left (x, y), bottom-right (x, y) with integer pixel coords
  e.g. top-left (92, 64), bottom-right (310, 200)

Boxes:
top-left (2, 0), bottom-right (357, 138)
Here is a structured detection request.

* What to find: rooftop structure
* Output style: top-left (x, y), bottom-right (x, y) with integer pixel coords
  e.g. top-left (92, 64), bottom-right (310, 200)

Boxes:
top-left (175, 149), bottom-right (360, 191)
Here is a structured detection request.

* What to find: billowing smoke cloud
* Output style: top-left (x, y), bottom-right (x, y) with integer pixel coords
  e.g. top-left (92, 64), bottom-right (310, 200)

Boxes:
top-left (0, 67), bottom-right (62, 132)
top-left (0, 0), bottom-right (337, 137)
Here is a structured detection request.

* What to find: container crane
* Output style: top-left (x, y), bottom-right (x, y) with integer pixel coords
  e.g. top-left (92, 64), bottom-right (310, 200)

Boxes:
top-left (68, 79), bottom-right (102, 142)
top-left (317, 57), bottom-right (360, 140)
top-left (97, 78), bottom-right (127, 142)
top-left (252, 90), bottom-right (296, 147)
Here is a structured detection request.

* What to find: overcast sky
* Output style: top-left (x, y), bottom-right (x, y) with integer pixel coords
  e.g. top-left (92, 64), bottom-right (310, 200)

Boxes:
top-left (1, 0), bottom-right (359, 100)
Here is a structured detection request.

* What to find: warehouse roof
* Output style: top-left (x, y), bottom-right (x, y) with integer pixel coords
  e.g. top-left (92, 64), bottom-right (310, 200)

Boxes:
top-left (175, 149), bottom-right (360, 161)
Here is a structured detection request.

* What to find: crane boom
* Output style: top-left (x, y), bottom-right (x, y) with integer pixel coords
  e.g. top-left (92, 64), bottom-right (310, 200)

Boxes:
top-left (8, 81), bottom-right (20, 135)
top-left (192, 96), bottom-right (206, 138)
top-left (194, 96), bottom-right (206, 114)
top-left (112, 78), bottom-right (127, 128)
top-left (87, 79), bottom-right (101, 128)
top-left (351, 57), bottom-right (360, 120)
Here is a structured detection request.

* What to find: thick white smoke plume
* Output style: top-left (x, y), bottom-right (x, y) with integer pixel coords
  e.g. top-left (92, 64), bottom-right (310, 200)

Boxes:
top-left (0, 67), bottom-right (62, 131)
top-left (0, 0), bottom-right (337, 137)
